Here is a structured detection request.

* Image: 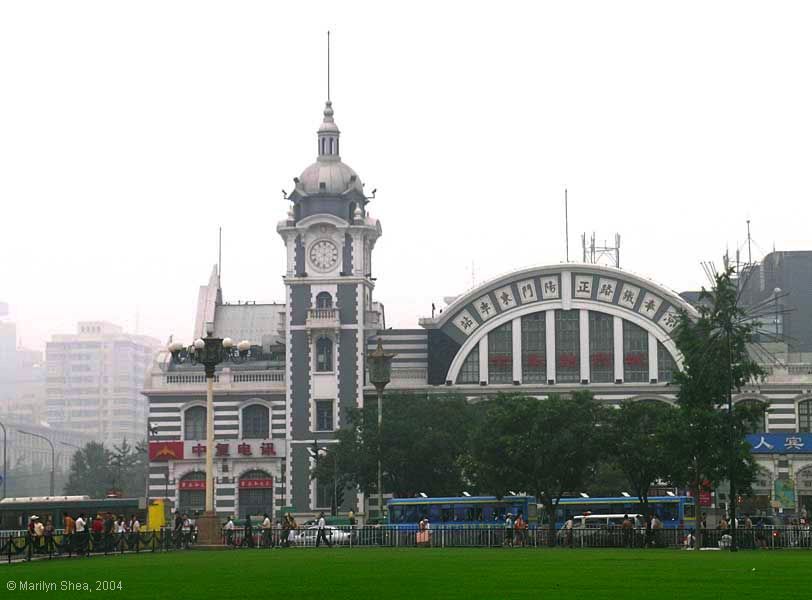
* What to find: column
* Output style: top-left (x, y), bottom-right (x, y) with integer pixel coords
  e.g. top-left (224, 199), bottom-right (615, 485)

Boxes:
top-left (579, 310), bottom-right (590, 383)
top-left (512, 318), bottom-right (522, 384)
top-left (648, 332), bottom-right (658, 382)
top-left (613, 316), bottom-right (624, 383)
top-left (479, 334), bottom-right (489, 385)
top-left (545, 311), bottom-right (556, 383)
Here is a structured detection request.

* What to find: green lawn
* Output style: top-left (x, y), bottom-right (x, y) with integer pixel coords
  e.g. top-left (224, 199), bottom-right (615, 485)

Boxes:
top-left (2, 548), bottom-right (812, 599)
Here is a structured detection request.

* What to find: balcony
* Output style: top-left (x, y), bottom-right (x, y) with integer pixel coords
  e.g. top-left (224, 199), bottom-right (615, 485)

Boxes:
top-left (306, 308), bottom-right (340, 330)
top-left (147, 368), bottom-right (285, 393)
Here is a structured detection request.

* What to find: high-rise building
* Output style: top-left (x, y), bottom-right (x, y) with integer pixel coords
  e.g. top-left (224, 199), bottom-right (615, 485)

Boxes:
top-left (46, 322), bottom-right (161, 446)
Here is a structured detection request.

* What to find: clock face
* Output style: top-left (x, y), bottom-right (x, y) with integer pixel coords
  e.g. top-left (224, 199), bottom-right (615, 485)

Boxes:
top-left (309, 240), bottom-right (339, 272)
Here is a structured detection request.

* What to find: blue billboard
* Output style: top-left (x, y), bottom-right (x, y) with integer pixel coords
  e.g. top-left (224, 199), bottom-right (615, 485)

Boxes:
top-left (746, 433), bottom-right (812, 454)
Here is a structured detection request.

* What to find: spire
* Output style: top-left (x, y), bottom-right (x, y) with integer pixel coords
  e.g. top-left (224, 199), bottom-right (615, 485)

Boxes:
top-left (317, 32), bottom-right (340, 162)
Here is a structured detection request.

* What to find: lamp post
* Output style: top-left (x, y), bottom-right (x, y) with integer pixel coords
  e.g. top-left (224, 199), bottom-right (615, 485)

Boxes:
top-left (367, 340), bottom-right (395, 520)
top-left (168, 328), bottom-right (252, 546)
top-left (18, 429), bottom-right (55, 496)
top-left (0, 420), bottom-right (7, 499)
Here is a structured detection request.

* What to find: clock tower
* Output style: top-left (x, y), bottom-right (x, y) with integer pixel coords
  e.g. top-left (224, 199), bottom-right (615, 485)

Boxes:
top-left (277, 99), bottom-right (382, 514)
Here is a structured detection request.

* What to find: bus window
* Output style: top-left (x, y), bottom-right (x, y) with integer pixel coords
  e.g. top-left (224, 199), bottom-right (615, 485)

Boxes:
top-left (441, 505), bottom-right (454, 523)
top-left (428, 504), bottom-right (441, 522)
top-left (684, 502), bottom-right (696, 519)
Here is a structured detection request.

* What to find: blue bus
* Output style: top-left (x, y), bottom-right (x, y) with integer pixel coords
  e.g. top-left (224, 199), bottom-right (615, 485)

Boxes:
top-left (387, 496), bottom-right (537, 528)
top-left (547, 496), bottom-right (696, 529)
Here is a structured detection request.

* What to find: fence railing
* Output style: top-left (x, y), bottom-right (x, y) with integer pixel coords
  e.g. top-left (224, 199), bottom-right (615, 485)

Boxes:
top-left (0, 529), bottom-right (193, 564)
top-left (217, 525), bottom-right (812, 550)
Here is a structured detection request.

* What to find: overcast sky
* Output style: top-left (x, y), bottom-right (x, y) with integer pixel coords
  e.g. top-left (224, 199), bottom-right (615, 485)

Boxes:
top-left (2, 1), bottom-right (810, 350)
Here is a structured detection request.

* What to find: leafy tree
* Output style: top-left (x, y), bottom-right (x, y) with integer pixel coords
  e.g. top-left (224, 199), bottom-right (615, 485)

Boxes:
top-left (64, 442), bottom-right (114, 497)
top-left (325, 393), bottom-right (474, 503)
top-left (605, 400), bottom-right (674, 520)
top-left (467, 392), bottom-right (605, 545)
top-left (665, 266), bottom-right (765, 548)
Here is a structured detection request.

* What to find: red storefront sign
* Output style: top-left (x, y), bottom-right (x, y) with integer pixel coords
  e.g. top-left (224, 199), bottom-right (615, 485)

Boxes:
top-left (178, 480), bottom-right (206, 490)
top-left (239, 478), bottom-right (274, 489)
top-left (149, 441), bottom-right (184, 461)
top-left (699, 491), bottom-right (712, 507)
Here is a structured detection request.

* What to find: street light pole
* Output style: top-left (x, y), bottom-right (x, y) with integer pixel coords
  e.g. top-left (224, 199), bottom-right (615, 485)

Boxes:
top-left (168, 329), bottom-right (251, 546)
top-left (367, 340), bottom-right (395, 520)
top-left (0, 420), bottom-right (7, 499)
top-left (18, 429), bottom-right (55, 496)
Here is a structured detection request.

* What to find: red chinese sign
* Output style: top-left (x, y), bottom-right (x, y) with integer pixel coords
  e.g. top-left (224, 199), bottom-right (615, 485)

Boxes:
top-left (178, 480), bottom-right (206, 490)
top-left (239, 478), bottom-right (274, 489)
top-left (149, 442), bottom-right (184, 461)
top-left (558, 353), bottom-right (578, 368)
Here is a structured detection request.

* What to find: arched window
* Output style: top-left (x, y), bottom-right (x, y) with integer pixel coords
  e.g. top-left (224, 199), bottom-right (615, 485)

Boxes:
top-left (488, 322), bottom-right (513, 384)
top-left (238, 470), bottom-right (274, 519)
top-left (178, 471), bottom-right (206, 515)
top-left (456, 343), bottom-right (479, 384)
top-left (521, 313), bottom-right (546, 383)
top-left (184, 406), bottom-right (206, 440)
top-left (588, 311), bottom-right (614, 383)
top-left (242, 404), bottom-right (270, 439)
top-left (736, 399), bottom-right (767, 434)
top-left (316, 292), bottom-right (333, 309)
top-left (658, 341), bottom-right (677, 383)
top-left (555, 310), bottom-right (580, 383)
top-left (799, 399), bottom-right (812, 433)
top-left (316, 337), bottom-right (333, 372)
top-left (623, 321), bottom-right (649, 383)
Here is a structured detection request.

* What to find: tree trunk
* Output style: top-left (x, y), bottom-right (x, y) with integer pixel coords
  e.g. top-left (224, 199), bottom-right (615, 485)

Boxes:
top-left (693, 481), bottom-right (702, 550)
top-left (546, 505), bottom-right (557, 548)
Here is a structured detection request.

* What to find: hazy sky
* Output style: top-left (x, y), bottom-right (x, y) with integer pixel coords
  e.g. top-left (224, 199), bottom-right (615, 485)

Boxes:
top-left (2, 1), bottom-right (811, 350)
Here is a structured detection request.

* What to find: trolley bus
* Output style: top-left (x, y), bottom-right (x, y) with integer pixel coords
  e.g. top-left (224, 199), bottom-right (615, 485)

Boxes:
top-left (387, 495), bottom-right (537, 528)
top-left (0, 496), bottom-right (149, 532)
top-left (547, 495), bottom-right (696, 529)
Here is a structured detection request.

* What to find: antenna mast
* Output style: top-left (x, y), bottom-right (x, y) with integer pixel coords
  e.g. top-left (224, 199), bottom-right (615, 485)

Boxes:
top-left (564, 187), bottom-right (569, 262)
top-left (746, 219), bottom-right (752, 266)
top-left (218, 226), bottom-right (222, 282)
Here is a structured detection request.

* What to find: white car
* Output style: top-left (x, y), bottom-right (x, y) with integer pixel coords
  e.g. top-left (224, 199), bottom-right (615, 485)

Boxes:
top-left (291, 525), bottom-right (352, 546)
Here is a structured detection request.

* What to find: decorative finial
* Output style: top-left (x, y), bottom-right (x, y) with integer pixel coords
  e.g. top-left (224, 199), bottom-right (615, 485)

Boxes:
top-left (327, 30), bottom-right (331, 103)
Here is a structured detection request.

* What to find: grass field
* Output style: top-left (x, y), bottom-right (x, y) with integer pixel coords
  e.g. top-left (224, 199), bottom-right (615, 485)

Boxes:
top-left (3, 548), bottom-right (812, 599)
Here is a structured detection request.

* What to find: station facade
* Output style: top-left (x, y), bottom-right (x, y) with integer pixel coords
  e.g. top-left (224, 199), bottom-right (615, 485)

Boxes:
top-left (143, 95), bottom-right (812, 520)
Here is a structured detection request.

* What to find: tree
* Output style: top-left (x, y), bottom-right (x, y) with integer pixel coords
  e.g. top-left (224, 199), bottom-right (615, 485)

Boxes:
top-left (324, 393), bottom-right (474, 504)
top-left (605, 400), bottom-right (674, 522)
top-left (64, 442), bottom-right (114, 497)
top-left (665, 266), bottom-right (765, 548)
top-left (467, 392), bottom-right (605, 545)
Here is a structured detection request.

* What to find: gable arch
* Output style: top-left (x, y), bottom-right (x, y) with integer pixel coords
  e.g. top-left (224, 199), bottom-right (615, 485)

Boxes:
top-left (624, 394), bottom-right (677, 407)
top-left (445, 300), bottom-right (683, 384)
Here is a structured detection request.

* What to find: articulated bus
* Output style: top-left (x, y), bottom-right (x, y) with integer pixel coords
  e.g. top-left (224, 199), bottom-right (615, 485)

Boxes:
top-left (387, 496), bottom-right (537, 528)
top-left (547, 496), bottom-right (696, 529)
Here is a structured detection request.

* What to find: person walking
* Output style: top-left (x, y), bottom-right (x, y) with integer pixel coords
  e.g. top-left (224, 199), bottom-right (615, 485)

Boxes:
top-left (621, 514), bottom-right (633, 548)
top-left (63, 512), bottom-right (75, 554)
top-left (244, 516), bottom-right (255, 548)
top-left (261, 513), bottom-right (272, 548)
top-left (315, 512), bottom-right (332, 548)
top-left (75, 513), bottom-right (89, 556)
top-left (223, 516), bottom-right (235, 547)
top-left (504, 513), bottom-right (514, 548)
top-left (564, 516), bottom-right (574, 548)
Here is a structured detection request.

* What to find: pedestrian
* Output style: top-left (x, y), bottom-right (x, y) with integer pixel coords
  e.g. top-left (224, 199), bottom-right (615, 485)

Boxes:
top-left (130, 515), bottom-right (141, 548)
top-left (281, 514), bottom-right (290, 548)
top-left (33, 517), bottom-right (45, 553)
top-left (514, 513), bottom-right (525, 547)
top-left (504, 513), bottom-right (514, 548)
top-left (315, 512), bottom-right (332, 547)
top-left (75, 513), bottom-right (89, 556)
top-left (223, 515), bottom-right (235, 547)
top-left (173, 511), bottom-right (184, 548)
top-left (621, 514), bottom-right (633, 548)
top-left (44, 516), bottom-right (55, 553)
top-left (651, 513), bottom-right (663, 547)
top-left (182, 514), bottom-right (193, 548)
top-left (63, 512), bottom-right (75, 554)
top-left (261, 513), bottom-right (272, 548)
top-left (245, 516), bottom-right (255, 548)
top-left (564, 515), bottom-right (574, 548)
top-left (103, 513), bottom-right (115, 551)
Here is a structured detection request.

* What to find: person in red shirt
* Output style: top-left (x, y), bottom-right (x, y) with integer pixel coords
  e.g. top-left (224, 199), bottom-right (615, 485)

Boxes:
top-left (91, 514), bottom-right (104, 550)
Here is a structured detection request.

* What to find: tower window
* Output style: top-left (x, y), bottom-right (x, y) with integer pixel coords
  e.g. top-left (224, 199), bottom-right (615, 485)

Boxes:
top-left (316, 337), bottom-right (333, 372)
top-left (316, 292), bottom-right (333, 309)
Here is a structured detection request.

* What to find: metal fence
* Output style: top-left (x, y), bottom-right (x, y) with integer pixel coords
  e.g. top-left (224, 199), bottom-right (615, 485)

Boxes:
top-left (219, 525), bottom-right (812, 550)
top-left (0, 529), bottom-right (193, 564)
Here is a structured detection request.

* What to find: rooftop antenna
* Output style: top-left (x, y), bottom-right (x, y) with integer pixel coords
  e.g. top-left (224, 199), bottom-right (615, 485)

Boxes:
top-left (746, 219), bottom-right (752, 265)
top-left (564, 187), bottom-right (570, 262)
top-left (218, 226), bottom-right (223, 283)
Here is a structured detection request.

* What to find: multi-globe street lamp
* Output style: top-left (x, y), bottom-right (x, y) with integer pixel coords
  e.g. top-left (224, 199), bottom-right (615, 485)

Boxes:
top-left (367, 339), bottom-right (395, 520)
top-left (168, 326), bottom-right (251, 545)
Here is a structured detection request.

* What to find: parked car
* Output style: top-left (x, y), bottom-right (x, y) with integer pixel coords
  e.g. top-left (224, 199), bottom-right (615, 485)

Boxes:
top-left (291, 525), bottom-right (353, 546)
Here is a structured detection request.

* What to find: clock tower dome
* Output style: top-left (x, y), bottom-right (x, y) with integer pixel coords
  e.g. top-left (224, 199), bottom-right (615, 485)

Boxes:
top-left (277, 99), bottom-right (382, 514)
